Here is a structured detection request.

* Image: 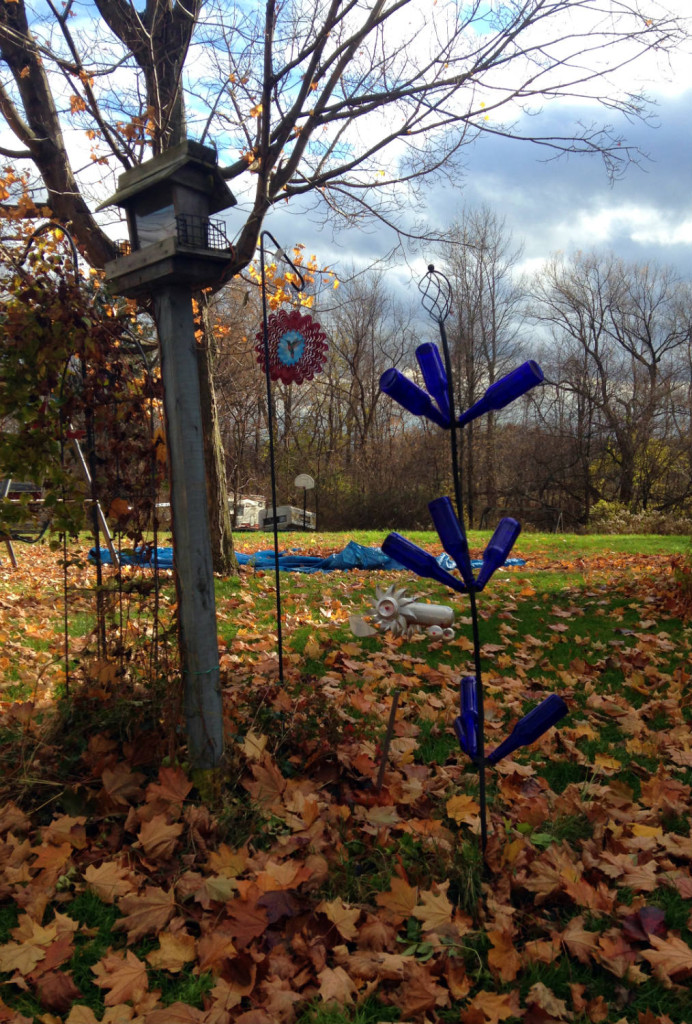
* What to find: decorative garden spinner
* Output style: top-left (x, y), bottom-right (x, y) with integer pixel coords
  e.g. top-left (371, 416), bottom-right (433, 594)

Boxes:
top-left (378, 265), bottom-right (568, 852)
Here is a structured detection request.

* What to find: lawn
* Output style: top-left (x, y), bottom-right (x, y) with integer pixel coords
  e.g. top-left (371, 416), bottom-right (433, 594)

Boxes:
top-left (0, 530), bottom-right (691, 1024)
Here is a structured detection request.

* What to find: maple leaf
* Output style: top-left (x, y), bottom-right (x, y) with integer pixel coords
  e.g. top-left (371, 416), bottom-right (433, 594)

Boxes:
top-left (641, 934), bottom-right (692, 987)
top-left (196, 929), bottom-right (238, 975)
top-left (259, 976), bottom-right (303, 1019)
top-left (100, 764), bottom-right (145, 806)
top-left (254, 857), bottom-right (313, 892)
top-left (41, 814), bottom-right (87, 849)
top-left (0, 939), bottom-right (45, 975)
top-left (64, 1007), bottom-right (99, 1024)
top-left (559, 916), bottom-right (600, 965)
top-left (525, 981), bottom-right (571, 1020)
top-left (317, 965), bottom-right (356, 1004)
top-left (145, 929), bottom-right (196, 972)
top-left (462, 989), bottom-right (520, 1024)
top-left (84, 860), bottom-right (137, 903)
top-left (206, 843), bottom-right (248, 878)
top-left (356, 914), bottom-right (397, 951)
top-left (92, 949), bottom-right (149, 1005)
top-left (145, 765), bottom-right (193, 809)
top-left (446, 792), bottom-right (480, 825)
top-left (136, 814), bottom-right (183, 860)
top-left (144, 1002), bottom-right (205, 1022)
top-left (36, 970), bottom-right (82, 1012)
top-left (224, 889), bottom-right (270, 948)
top-left (333, 946), bottom-right (407, 981)
top-left (317, 898), bottom-right (361, 940)
top-left (242, 756), bottom-right (286, 809)
top-left (395, 960), bottom-right (449, 1017)
top-left (487, 928), bottom-right (521, 982)
top-left (597, 928), bottom-right (645, 982)
top-left (375, 876), bottom-right (419, 923)
top-left (411, 882), bottom-right (454, 934)
top-left (240, 731), bottom-right (268, 761)
top-left (113, 885), bottom-right (175, 942)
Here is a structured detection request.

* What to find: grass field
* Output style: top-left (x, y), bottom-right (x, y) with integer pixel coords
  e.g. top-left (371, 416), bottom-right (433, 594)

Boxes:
top-left (0, 530), bottom-right (691, 1023)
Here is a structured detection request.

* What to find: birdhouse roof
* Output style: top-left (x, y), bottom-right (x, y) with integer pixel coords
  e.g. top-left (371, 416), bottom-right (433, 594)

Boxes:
top-left (97, 139), bottom-right (236, 214)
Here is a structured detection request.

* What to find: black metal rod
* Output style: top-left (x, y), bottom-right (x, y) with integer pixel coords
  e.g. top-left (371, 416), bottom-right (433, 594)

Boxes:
top-left (437, 318), bottom-right (488, 854)
top-left (259, 232), bottom-right (285, 686)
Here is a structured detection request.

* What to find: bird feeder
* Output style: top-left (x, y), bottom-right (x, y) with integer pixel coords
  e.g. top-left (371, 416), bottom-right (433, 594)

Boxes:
top-left (99, 139), bottom-right (236, 297)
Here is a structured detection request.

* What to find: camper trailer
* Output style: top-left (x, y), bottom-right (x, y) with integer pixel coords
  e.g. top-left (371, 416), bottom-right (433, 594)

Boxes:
top-left (259, 505), bottom-right (316, 531)
top-left (232, 497), bottom-right (265, 530)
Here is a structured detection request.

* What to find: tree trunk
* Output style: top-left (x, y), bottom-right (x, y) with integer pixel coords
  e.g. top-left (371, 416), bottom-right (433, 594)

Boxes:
top-left (197, 294), bottom-right (237, 576)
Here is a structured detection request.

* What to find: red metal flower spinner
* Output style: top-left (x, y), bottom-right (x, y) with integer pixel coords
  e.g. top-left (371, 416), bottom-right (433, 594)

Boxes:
top-left (255, 309), bottom-right (328, 385)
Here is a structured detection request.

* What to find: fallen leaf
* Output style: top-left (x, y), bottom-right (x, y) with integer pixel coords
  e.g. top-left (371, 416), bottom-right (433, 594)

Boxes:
top-left (113, 885), bottom-right (175, 942)
top-left (145, 930), bottom-right (196, 972)
top-left (446, 793), bottom-right (480, 825)
top-left (641, 934), bottom-right (692, 987)
top-left (92, 949), bottom-right (149, 1006)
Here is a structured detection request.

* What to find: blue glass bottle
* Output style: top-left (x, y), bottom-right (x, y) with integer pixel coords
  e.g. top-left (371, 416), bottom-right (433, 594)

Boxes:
top-left (457, 361), bottom-right (544, 428)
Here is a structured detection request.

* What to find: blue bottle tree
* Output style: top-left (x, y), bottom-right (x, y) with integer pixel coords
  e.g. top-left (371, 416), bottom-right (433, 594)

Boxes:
top-left (379, 266), bottom-right (568, 852)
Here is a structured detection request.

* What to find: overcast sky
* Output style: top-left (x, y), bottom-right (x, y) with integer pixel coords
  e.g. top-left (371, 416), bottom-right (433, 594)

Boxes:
top-left (260, 82), bottom-right (692, 306)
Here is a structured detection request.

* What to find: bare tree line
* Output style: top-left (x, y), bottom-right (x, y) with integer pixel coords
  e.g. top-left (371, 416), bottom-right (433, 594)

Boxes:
top-left (213, 208), bottom-right (692, 533)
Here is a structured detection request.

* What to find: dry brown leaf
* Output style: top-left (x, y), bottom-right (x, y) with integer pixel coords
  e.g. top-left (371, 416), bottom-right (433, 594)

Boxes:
top-left (463, 988), bottom-right (520, 1024)
top-left (317, 898), bottom-right (361, 941)
top-left (91, 949), bottom-right (149, 1006)
top-left (317, 965), bottom-right (356, 1004)
top-left (641, 934), bottom-right (692, 987)
top-left (526, 981), bottom-right (571, 1020)
top-left (84, 861), bottom-right (137, 904)
top-left (36, 971), bottom-right (82, 1013)
top-left (411, 882), bottom-right (454, 933)
top-left (136, 814), bottom-right (183, 860)
top-left (206, 843), bottom-right (248, 878)
top-left (145, 930), bottom-right (196, 972)
top-left (445, 793), bottom-right (480, 825)
top-left (487, 928), bottom-right (522, 983)
top-left (100, 764), bottom-right (145, 806)
top-left (375, 876), bottom-right (418, 922)
top-left (0, 939), bottom-right (45, 975)
top-left (144, 1002), bottom-right (205, 1023)
top-left (113, 885), bottom-right (175, 942)
top-left (145, 765), bottom-right (193, 808)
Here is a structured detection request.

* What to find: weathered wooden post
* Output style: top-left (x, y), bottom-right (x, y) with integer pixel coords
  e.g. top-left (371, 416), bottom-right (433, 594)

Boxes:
top-left (99, 140), bottom-right (236, 771)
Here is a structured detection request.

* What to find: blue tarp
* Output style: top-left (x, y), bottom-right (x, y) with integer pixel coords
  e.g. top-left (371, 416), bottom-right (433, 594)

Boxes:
top-left (89, 539), bottom-right (525, 573)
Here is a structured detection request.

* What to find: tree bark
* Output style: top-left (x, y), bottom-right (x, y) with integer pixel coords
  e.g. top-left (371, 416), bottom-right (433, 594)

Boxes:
top-left (197, 294), bottom-right (237, 576)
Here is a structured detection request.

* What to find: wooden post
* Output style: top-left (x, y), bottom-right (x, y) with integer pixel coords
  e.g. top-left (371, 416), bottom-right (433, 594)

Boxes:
top-left (153, 285), bottom-right (223, 770)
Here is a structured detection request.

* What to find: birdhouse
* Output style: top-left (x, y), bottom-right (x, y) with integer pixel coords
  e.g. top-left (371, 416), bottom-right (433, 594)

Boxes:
top-left (99, 140), bottom-right (237, 297)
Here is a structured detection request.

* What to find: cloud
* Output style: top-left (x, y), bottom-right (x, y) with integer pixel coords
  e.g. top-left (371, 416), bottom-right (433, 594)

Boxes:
top-left (253, 87), bottom-right (692, 302)
top-left (424, 89), bottom-right (692, 277)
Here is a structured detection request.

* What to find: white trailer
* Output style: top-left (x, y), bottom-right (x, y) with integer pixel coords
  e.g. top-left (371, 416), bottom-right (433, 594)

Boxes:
top-left (259, 505), bottom-right (316, 531)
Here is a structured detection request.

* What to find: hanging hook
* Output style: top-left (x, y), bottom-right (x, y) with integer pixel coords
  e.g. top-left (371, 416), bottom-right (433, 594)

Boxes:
top-left (262, 231), bottom-right (306, 294)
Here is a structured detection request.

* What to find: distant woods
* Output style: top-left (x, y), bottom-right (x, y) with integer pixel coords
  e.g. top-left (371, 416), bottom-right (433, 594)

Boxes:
top-left (213, 213), bottom-right (692, 533)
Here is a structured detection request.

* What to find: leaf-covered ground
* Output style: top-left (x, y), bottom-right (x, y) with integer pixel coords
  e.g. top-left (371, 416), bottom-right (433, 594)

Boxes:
top-left (1, 535), bottom-right (691, 1024)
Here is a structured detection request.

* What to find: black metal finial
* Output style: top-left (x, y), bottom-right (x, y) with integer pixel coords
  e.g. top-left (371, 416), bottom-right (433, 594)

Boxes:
top-left (418, 263), bottom-right (452, 325)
